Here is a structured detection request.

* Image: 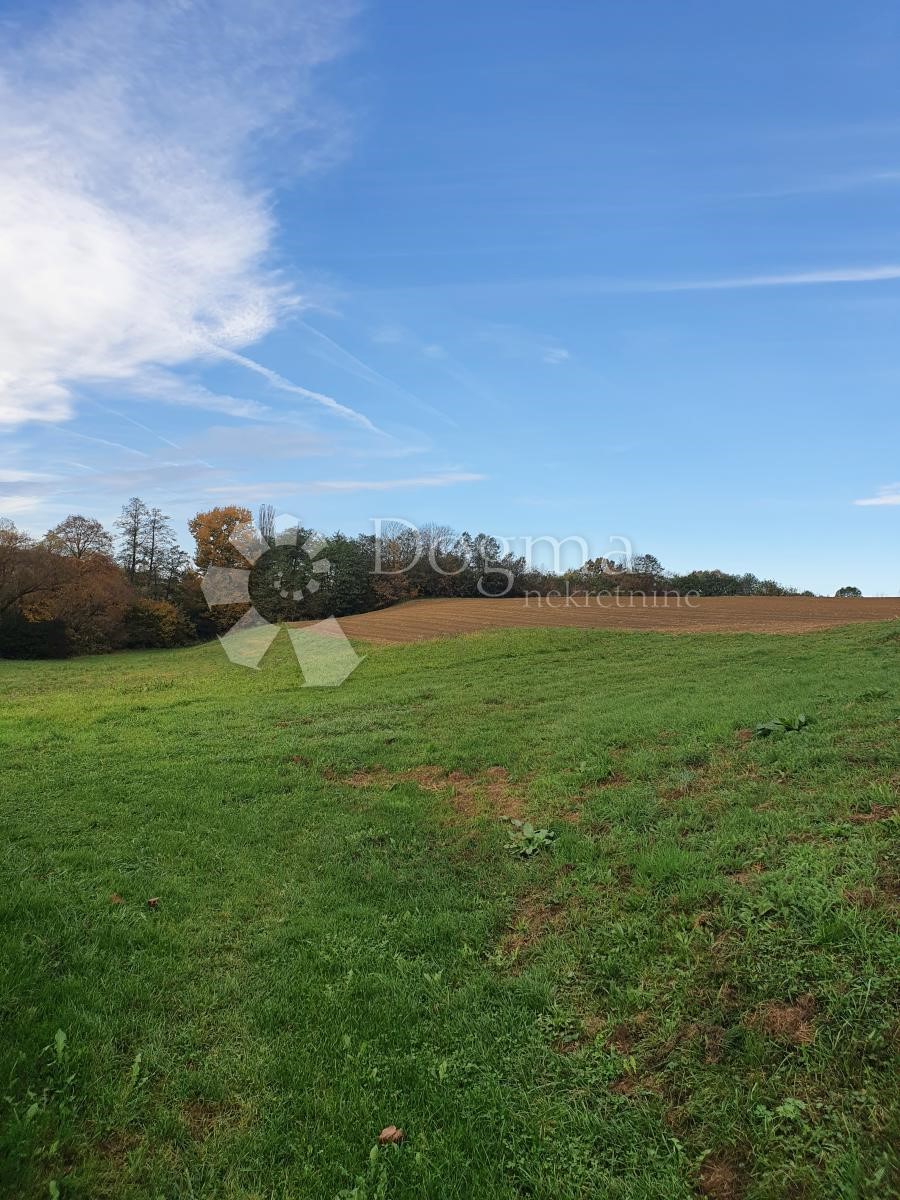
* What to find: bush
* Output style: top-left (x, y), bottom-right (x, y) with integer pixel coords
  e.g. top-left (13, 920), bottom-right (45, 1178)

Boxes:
top-left (123, 600), bottom-right (195, 649)
top-left (0, 613), bottom-right (71, 659)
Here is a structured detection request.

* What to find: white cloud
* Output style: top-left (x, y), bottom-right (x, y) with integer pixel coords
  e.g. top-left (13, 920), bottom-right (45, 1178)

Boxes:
top-left (479, 323), bottom-right (570, 365)
top-left (641, 266), bottom-right (900, 292)
top-left (0, 0), bottom-right (357, 428)
top-left (216, 350), bottom-right (381, 432)
top-left (854, 483), bottom-right (900, 507)
top-left (370, 325), bottom-right (408, 345)
top-left (738, 169), bottom-right (900, 200)
top-left (0, 469), bottom-right (57, 483)
top-left (208, 472), bottom-right (487, 497)
top-left (0, 494), bottom-right (48, 514)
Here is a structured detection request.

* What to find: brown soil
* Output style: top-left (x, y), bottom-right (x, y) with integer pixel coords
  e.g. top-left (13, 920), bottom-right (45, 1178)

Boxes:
top-left (749, 994), bottom-right (817, 1045)
top-left (698, 1155), bottom-right (746, 1199)
top-left (497, 890), bottom-right (566, 964)
top-left (180, 1100), bottom-right (243, 1141)
top-left (97, 1130), bottom-right (141, 1167)
top-left (727, 863), bottom-right (766, 885)
top-left (847, 804), bottom-right (896, 823)
top-left (340, 764), bottom-right (526, 819)
top-left (322, 596), bottom-right (899, 644)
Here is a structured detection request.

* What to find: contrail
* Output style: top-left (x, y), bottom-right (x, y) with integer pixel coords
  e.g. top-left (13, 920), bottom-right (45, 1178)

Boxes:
top-left (298, 320), bottom-right (457, 427)
top-left (214, 348), bottom-right (383, 434)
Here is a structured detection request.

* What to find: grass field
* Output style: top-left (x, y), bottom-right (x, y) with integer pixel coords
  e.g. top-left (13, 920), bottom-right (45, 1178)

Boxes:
top-left (1, 622), bottom-right (898, 1199)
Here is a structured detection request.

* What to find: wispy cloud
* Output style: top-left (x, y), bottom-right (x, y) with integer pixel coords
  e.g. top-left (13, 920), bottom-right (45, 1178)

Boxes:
top-left (213, 349), bottom-right (380, 432)
top-left (0, 469), bottom-right (57, 483)
top-left (0, 0), bottom-right (357, 428)
top-left (854, 483), bottom-right (900, 507)
top-left (0, 494), bottom-right (47, 515)
top-left (737, 169), bottom-right (900, 201)
top-left (297, 321), bottom-right (454, 426)
top-left (208, 472), bottom-right (487, 498)
top-left (479, 323), bottom-right (571, 365)
top-left (636, 266), bottom-right (900, 293)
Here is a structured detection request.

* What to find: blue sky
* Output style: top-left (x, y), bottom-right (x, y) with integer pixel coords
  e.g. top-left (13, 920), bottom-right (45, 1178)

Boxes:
top-left (1, 0), bottom-right (898, 593)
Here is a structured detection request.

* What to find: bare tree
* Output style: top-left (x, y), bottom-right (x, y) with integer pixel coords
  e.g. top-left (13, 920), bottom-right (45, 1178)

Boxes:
top-left (45, 514), bottom-right (114, 559)
top-left (143, 507), bottom-right (176, 596)
top-left (157, 544), bottom-right (191, 601)
top-left (258, 503), bottom-right (276, 547)
top-left (115, 497), bottom-right (150, 583)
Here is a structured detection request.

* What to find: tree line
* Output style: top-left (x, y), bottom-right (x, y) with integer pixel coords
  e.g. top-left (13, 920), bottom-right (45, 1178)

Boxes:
top-left (0, 498), bottom-right (850, 658)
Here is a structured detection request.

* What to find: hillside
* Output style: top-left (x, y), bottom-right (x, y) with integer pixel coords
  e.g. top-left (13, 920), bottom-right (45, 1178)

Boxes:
top-left (1, 623), bottom-right (897, 1198)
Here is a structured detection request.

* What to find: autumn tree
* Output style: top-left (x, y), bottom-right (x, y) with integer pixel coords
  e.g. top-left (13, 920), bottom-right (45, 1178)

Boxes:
top-left (37, 554), bottom-right (134, 652)
top-left (45, 514), bottom-right (114, 560)
top-left (188, 506), bottom-right (253, 570)
top-left (0, 521), bottom-right (61, 617)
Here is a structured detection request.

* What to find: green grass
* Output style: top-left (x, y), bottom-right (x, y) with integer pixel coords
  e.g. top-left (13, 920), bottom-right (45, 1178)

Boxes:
top-left (0, 623), bottom-right (898, 1199)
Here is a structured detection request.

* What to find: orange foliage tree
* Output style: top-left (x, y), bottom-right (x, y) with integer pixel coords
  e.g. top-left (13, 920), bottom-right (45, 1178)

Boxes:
top-left (187, 506), bottom-right (252, 570)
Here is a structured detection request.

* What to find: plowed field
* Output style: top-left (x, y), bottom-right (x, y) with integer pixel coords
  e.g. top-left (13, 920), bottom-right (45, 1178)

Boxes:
top-left (336, 595), bottom-right (899, 642)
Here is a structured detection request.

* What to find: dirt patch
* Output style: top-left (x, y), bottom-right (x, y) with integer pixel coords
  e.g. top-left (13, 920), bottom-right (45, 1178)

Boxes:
top-left (607, 1013), bottom-right (649, 1055)
top-left (749, 994), bottom-right (816, 1045)
top-left (698, 1154), bottom-right (746, 1199)
top-left (180, 1100), bottom-right (243, 1142)
top-left (556, 804), bottom-right (583, 824)
top-left (595, 771), bottom-right (628, 789)
top-left (329, 596), bottom-right (900, 644)
top-left (847, 804), bottom-right (896, 823)
top-left (97, 1130), bottom-right (141, 1167)
top-left (610, 1072), bottom-right (662, 1097)
top-left (497, 889), bottom-right (567, 968)
top-left (340, 764), bottom-right (526, 819)
top-left (844, 885), bottom-right (881, 908)
top-left (727, 863), bottom-right (765, 886)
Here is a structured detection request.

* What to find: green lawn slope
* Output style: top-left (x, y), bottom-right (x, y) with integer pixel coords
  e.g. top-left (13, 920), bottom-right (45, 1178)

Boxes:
top-left (1, 624), bottom-right (897, 1198)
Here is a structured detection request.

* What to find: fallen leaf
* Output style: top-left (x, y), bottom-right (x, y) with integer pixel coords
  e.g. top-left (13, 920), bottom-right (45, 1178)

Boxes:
top-left (378, 1125), bottom-right (405, 1145)
top-left (109, 893), bottom-right (124, 905)
top-left (147, 897), bottom-right (160, 909)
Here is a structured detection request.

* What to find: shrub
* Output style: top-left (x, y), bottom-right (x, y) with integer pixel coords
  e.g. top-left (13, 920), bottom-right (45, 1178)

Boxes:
top-left (123, 599), bottom-right (194, 649)
top-left (0, 613), bottom-right (71, 659)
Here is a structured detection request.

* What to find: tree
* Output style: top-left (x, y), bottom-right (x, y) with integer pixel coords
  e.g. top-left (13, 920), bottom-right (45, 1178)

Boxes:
top-left (45, 514), bottom-right (114, 560)
top-left (142, 507), bottom-right (176, 597)
top-left (0, 521), bottom-right (61, 617)
top-left (36, 553), bottom-right (133, 652)
top-left (630, 554), bottom-right (666, 593)
top-left (123, 599), bottom-right (194, 648)
top-left (188, 506), bottom-right (253, 570)
top-left (157, 544), bottom-right (192, 601)
top-left (835, 585), bottom-right (862, 598)
top-left (115, 497), bottom-right (150, 582)
top-left (258, 504), bottom-right (276, 547)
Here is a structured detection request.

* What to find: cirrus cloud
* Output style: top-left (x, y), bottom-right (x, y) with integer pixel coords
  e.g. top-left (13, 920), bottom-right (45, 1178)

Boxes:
top-left (854, 483), bottom-right (900, 507)
top-left (0, 0), bottom-right (357, 428)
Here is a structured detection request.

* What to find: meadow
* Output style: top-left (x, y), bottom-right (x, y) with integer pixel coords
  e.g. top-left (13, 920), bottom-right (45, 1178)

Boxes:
top-left (1, 621), bottom-right (897, 1199)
